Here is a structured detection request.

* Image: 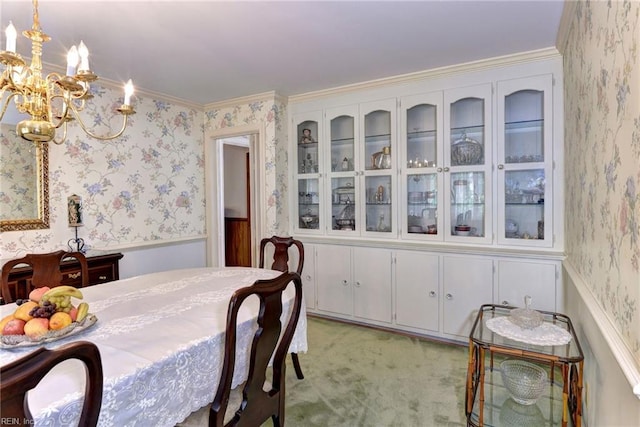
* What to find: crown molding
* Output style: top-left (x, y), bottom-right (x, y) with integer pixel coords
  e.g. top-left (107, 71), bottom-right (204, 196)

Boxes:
top-left (204, 91), bottom-right (287, 110)
top-left (289, 47), bottom-right (561, 103)
top-left (34, 59), bottom-right (204, 110)
top-left (556, 1), bottom-right (578, 55)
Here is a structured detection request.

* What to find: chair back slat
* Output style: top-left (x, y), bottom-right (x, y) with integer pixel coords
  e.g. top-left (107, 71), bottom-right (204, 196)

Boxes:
top-left (210, 271), bottom-right (303, 427)
top-left (259, 236), bottom-right (304, 275)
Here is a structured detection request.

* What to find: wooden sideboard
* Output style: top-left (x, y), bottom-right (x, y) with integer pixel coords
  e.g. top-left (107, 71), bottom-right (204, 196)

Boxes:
top-left (2, 252), bottom-right (123, 302)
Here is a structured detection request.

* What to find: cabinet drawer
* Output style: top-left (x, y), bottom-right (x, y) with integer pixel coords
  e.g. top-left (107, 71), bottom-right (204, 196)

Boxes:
top-left (88, 264), bottom-right (117, 284)
top-left (60, 269), bottom-right (84, 287)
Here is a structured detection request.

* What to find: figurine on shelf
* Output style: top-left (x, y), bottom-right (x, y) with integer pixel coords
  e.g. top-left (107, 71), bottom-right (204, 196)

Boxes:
top-left (300, 128), bottom-right (315, 144)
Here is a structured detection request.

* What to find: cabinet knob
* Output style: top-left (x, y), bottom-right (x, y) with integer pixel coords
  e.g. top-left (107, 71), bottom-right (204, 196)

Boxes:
top-left (502, 300), bottom-right (509, 305)
top-left (99, 276), bottom-right (107, 280)
top-left (429, 291), bottom-right (436, 297)
top-left (443, 167), bottom-right (450, 172)
top-left (67, 272), bottom-right (81, 279)
top-left (498, 164), bottom-right (504, 170)
top-left (306, 275), bottom-right (312, 280)
top-left (342, 279), bottom-right (348, 286)
top-left (437, 167), bottom-right (443, 172)
top-left (446, 293), bottom-right (453, 300)
top-left (355, 281), bottom-right (361, 287)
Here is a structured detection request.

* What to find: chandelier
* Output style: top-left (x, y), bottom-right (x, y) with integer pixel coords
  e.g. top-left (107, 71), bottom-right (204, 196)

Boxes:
top-left (0, 0), bottom-right (135, 145)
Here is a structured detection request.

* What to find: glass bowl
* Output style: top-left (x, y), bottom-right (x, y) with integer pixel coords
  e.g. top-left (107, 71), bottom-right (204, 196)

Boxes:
top-left (500, 359), bottom-right (547, 405)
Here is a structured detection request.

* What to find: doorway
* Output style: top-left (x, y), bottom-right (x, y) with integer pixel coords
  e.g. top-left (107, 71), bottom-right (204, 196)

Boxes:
top-left (222, 141), bottom-right (250, 266)
top-left (206, 125), bottom-right (263, 268)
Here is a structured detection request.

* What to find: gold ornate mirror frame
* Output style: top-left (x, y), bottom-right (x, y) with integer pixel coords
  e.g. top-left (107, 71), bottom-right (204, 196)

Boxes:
top-left (0, 142), bottom-right (49, 232)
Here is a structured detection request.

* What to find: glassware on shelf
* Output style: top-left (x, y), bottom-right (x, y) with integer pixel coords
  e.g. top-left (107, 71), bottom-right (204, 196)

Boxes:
top-left (372, 146), bottom-right (392, 169)
top-left (336, 201), bottom-right (355, 230)
top-left (451, 131), bottom-right (483, 166)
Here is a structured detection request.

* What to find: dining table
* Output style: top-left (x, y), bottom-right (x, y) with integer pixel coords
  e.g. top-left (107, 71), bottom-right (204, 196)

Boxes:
top-left (0, 267), bottom-right (308, 426)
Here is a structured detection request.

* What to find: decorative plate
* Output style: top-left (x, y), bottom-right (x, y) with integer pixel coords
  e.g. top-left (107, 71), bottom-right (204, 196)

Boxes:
top-left (0, 314), bottom-right (98, 348)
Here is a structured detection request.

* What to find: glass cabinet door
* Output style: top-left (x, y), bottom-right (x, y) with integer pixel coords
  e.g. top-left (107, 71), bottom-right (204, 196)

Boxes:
top-left (297, 178), bottom-right (320, 230)
top-left (361, 99), bottom-right (397, 237)
top-left (293, 113), bottom-right (323, 234)
top-left (328, 108), bottom-right (356, 173)
top-left (449, 172), bottom-right (486, 238)
top-left (331, 177), bottom-right (356, 232)
top-left (400, 92), bottom-right (443, 239)
top-left (296, 119), bottom-right (319, 174)
top-left (444, 85), bottom-right (492, 243)
top-left (497, 75), bottom-right (553, 247)
top-left (326, 106), bottom-right (358, 235)
top-left (405, 173), bottom-right (439, 236)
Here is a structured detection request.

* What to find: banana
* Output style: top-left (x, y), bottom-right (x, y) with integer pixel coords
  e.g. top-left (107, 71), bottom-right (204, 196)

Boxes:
top-left (76, 302), bottom-right (89, 322)
top-left (42, 286), bottom-right (83, 300)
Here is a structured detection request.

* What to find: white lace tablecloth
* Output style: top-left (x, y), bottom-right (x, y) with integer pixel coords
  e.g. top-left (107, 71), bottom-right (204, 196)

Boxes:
top-left (485, 316), bottom-right (572, 346)
top-left (0, 267), bottom-right (308, 427)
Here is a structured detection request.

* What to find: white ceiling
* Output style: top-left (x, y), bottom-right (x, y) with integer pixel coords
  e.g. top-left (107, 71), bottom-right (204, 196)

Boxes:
top-left (1, 0), bottom-right (566, 105)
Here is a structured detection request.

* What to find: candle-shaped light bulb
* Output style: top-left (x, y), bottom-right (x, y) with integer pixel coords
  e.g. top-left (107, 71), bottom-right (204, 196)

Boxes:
top-left (78, 40), bottom-right (90, 71)
top-left (124, 79), bottom-right (134, 106)
top-left (66, 45), bottom-right (79, 76)
top-left (5, 21), bottom-right (17, 53)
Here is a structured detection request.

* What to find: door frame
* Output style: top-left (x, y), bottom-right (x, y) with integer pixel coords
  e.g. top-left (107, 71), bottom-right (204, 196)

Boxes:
top-left (205, 124), bottom-right (265, 267)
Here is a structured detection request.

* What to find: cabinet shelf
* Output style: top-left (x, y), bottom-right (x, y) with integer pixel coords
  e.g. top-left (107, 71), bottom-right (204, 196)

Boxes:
top-left (331, 137), bottom-right (354, 145)
top-left (468, 366), bottom-right (564, 427)
top-left (298, 141), bottom-right (319, 147)
top-left (505, 118), bottom-right (543, 131)
top-left (505, 202), bottom-right (544, 206)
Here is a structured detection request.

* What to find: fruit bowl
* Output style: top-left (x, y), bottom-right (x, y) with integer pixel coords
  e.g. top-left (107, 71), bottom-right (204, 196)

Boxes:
top-left (0, 314), bottom-right (97, 348)
top-left (500, 359), bottom-right (547, 405)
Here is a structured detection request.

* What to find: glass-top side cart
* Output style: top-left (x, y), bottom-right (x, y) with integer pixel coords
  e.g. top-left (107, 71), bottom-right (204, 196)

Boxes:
top-left (466, 304), bottom-right (584, 427)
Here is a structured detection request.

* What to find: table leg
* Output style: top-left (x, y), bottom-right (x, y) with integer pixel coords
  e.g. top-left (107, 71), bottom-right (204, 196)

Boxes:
top-left (478, 347), bottom-right (485, 427)
top-left (562, 363), bottom-right (569, 427)
top-left (466, 341), bottom-right (476, 415)
top-left (569, 362), bottom-right (584, 427)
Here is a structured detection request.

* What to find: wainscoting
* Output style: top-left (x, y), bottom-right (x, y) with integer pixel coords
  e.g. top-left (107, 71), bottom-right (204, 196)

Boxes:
top-left (224, 217), bottom-right (251, 267)
top-left (563, 263), bottom-right (640, 426)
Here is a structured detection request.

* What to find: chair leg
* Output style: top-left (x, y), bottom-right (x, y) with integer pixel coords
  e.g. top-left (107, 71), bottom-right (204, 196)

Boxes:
top-left (291, 352), bottom-right (304, 380)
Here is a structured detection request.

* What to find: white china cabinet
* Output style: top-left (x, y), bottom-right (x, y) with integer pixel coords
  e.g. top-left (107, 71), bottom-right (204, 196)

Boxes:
top-left (289, 52), bottom-right (564, 343)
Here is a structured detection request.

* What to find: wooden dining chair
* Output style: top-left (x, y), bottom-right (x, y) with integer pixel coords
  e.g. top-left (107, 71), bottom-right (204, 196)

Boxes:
top-left (1, 250), bottom-right (89, 304)
top-left (258, 236), bottom-right (305, 379)
top-left (0, 340), bottom-right (104, 427)
top-left (210, 271), bottom-right (303, 427)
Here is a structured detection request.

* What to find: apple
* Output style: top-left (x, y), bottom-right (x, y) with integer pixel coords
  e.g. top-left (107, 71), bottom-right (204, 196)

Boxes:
top-left (24, 318), bottom-right (49, 339)
top-left (2, 318), bottom-right (26, 335)
top-left (13, 301), bottom-right (38, 322)
top-left (49, 312), bottom-right (72, 331)
top-left (0, 314), bottom-right (15, 332)
top-left (29, 286), bottom-right (51, 303)
top-left (69, 306), bottom-right (78, 322)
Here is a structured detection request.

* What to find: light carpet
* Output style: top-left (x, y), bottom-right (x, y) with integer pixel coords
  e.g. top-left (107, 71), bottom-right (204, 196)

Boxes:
top-left (177, 316), bottom-right (468, 426)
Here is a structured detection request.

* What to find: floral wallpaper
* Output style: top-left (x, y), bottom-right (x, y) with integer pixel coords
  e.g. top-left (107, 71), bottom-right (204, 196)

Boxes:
top-left (0, 124), bottom-right (38, 220)
top-left (563, 0), bottom-right (640, 359)
top-left (1, 83), bottom-right (205, 259)
top-left (204, 96), bottom-right (289, 236)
